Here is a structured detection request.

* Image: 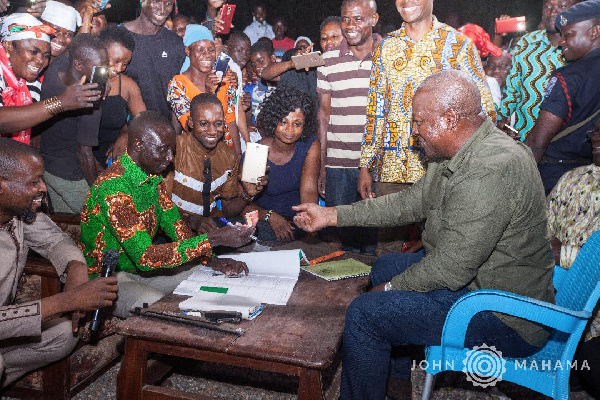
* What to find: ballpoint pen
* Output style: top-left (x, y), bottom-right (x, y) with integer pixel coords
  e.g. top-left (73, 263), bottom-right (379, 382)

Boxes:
top-left (219, 217), bottom-right (259, 241)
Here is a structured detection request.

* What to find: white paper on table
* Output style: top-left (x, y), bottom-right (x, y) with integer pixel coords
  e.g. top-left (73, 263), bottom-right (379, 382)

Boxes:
top-left (173, 249), bottom-right (306, 305)
top-left (179, 292), bottom-right (262, 320)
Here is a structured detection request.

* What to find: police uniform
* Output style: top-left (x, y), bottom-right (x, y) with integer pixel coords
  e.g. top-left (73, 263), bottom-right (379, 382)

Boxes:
top-left (537, 0), bottom-right (600, 194)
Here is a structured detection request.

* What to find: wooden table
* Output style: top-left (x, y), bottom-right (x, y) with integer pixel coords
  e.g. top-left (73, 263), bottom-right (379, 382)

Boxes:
top-left (116, 261), bottom-right (369, 400)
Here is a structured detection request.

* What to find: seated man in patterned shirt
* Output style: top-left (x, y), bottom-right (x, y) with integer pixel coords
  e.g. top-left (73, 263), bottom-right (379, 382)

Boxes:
top-left (79, 111), bottom-right (255, 318)
top-left (547, 125), bottom-right (599, 397)
top-left (166, 93), bottom-right (266, 234)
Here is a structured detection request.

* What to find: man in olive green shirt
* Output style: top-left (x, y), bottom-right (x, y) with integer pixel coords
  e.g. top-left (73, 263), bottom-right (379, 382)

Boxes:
top-left (294, 70), bottom-right (555, 399)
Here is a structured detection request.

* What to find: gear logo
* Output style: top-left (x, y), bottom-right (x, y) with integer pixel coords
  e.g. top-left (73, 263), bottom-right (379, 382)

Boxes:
top-left (462, 344), bottom-right (506, 388)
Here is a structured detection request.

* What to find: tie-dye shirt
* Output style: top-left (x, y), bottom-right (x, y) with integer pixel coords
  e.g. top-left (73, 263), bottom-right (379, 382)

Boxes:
top-left (499, 30), bottom-right (566, 140)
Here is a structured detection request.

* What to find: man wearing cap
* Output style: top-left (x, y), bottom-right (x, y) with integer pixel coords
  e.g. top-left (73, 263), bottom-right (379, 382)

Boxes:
top-left (41, 0), bottom-right (82, 61)
top-left (524, 0), bottom-right (600, 194)
top-left (499, 0), bottom-right (580, 140)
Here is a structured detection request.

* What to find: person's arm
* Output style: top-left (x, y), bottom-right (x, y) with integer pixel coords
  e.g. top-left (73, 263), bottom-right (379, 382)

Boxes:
top-left (228, 121), bottom-right (242, 156)
top-left (456, 37), bottom-right (496, 120)
top-left (523, 111), bottom-right (564, 163)
top-left (237, 97), bottom-right (250, 143)
top-left (260, 60), bottom-right (294, 81)
top-left (358, 44), bottom-right (386, 199)
top-left (299, 138), bottom-right (320, 205)
top-left (389, 170), bottom-right (514, 292)
top-left (317, 92), bottom-right (331, 198)
top-left (166, 77), bottom-right (188, 133)
top-left (0, 77), bottom-right (101, 134)
top-left (123, 75), bottom-right (147, 116)
top-left (77, 143), bottom-right (99, 185)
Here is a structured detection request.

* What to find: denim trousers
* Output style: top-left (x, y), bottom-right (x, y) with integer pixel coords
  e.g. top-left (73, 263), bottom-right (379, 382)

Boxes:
top-left (340, 252), bottom-right (539, 400)
top-left (325, 167), bottom-right (377, 250)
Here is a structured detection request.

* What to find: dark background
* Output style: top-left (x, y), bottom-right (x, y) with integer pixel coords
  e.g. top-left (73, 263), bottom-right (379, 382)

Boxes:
top-left (105, 0), bottom-right (544, 48)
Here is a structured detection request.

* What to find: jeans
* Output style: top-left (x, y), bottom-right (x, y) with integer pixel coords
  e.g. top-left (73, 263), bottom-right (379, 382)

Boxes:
top-left (325, 167), bottom-right (376, 250)
top-left (341, 252), bottom-right (539, 400)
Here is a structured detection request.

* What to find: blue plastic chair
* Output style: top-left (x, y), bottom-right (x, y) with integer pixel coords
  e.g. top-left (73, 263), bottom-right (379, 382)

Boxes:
top-left (421, 230), bottom-right (600, 400)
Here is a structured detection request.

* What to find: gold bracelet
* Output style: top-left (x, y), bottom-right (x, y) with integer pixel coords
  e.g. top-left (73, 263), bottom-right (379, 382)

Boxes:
top-left (81, 22), bottom-right (93, 28)
top-left (43, 96), bottom-right (64, 116)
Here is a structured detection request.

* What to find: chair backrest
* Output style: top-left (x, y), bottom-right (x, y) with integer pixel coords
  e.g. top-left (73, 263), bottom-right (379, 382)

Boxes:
top-left (554, 230), bottom-right (600, 313)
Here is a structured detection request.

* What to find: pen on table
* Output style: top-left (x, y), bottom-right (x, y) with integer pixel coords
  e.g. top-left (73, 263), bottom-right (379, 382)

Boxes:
top-left (219, 217), bottom-right (259, 241)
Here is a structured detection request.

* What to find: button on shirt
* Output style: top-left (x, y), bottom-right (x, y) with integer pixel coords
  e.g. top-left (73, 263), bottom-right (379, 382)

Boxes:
top-left (360, 18), bottom-right (496, 184)
top-left (0, 213), bottom-right (86, 341)
top-left (339, 119), bottom-right (555, 346)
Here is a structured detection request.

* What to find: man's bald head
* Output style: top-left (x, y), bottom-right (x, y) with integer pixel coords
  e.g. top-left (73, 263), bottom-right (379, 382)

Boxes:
top-left (411, 70), bottom-right (485, 160)
top-left (342, 0), bottom-right (377, 13)
top-left (128, 111), bottom-right (176, 176)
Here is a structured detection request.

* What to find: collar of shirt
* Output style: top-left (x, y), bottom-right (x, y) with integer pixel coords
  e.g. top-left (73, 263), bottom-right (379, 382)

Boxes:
top-left (393, 15), bottom-right (442, 44)
top-left (120, 153), bottom-right (162, 187)
top-left (251, 17), bottom-right (268, 28)
top-left (444, 118), bottom-right (495, 175)
top-left (339, 33), bottom-right (382, 60)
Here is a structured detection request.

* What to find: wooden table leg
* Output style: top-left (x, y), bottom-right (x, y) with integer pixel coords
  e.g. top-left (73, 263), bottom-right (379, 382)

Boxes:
top-left (298, 368), bottom-right (324, 400)
top-left (117, 338), bottom-right (148, 400)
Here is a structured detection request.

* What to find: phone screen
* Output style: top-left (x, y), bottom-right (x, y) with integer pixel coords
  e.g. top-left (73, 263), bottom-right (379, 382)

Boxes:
top-left (213, 55), bottom-right (230, 78)
top-left (90, 66), bottom-right (109, 94)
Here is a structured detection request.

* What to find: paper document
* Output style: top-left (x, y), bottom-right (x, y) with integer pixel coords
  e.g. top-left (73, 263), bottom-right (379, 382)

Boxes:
top-left (174, 249), bottom-right (307, 305)
top-left (302, 258), bottom-right (371, 281)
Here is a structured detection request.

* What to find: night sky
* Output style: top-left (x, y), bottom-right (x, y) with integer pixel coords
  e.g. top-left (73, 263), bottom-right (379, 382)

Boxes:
top-left (105, 0), bottom-right (545, 49)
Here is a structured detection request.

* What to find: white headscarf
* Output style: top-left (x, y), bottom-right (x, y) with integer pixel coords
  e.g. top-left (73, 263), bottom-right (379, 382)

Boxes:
top-left (294, 36), bottom-right (313, 48)
top-left (41, 0), bottom-right (82, 32)
top-left (1, 13), bottom-right (53, 43)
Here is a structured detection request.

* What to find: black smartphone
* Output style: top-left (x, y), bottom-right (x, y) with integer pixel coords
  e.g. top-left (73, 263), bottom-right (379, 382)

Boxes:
top-left (90, 66), bottom-right (109, 93)
top-left (213, 54), bottom-right (230, 77)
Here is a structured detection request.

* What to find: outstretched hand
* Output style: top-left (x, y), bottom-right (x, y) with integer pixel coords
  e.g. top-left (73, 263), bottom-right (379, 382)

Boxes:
top-left (292, 203), bottom-right (337, 232)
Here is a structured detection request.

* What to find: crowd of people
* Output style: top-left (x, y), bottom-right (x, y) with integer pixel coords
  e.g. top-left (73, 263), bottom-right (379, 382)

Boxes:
top-left (0, 0), bottom-right (598, 398)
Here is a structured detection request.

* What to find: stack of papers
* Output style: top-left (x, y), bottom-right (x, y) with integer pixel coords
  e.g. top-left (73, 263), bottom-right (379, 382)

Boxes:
top-left (174, 249), bottom-right (307, 305)
top-left (179, 293), bottom-right (263, 320)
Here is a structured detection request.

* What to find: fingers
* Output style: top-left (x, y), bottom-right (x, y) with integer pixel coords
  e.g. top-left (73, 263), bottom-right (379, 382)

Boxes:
top-left (79, 75), bottom-right (87, 85)
top-left (237, 261), bottom-right (249, 276)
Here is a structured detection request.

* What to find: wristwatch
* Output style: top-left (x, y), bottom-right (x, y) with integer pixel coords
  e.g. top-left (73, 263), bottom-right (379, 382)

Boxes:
top-left (384, 282), bottom-right (393, 291)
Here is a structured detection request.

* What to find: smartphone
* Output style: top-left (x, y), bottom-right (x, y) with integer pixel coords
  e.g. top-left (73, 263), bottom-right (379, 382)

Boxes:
top-left (90, 66), bottom-right (109, 93)
top-left (495, 16), bottom-right (526, 34)
top-left (242, 143), bottom-right (269, 184)
top-left (214, 54), bottom-right (230, 78)
top-left (291, 51), bottom-right (325, 70)
top-left (216, 3), bottom-right (236, 35)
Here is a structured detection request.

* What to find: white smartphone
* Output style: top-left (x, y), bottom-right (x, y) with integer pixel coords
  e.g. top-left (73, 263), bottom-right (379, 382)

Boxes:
top-left (291, 51), bottom-right (325, 70)
top-left (241, 143), bottom-right (269, 184)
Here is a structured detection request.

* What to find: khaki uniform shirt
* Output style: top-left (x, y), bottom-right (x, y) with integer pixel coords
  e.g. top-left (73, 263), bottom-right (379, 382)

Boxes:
top-left (338, 118), bottom-right (555, 346)
top-left (0, 213), bottom-right (85, 341)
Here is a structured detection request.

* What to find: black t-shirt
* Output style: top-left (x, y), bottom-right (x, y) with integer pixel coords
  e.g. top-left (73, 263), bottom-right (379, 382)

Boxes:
top-left (39, 62), bottom-right (102, 181)
top-left (122, 26), bottom-right (185, 119)
top-left (540, 48), bottom-right (600, 161)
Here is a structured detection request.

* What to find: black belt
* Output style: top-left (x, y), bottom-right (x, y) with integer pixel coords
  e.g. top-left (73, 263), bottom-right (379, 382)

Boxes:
top-left (539, 155), bottom-right (589, 165)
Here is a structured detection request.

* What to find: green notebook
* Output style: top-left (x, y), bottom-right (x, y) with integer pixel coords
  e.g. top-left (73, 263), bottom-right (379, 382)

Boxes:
top-left (302, 258), bottom-right (371, 281)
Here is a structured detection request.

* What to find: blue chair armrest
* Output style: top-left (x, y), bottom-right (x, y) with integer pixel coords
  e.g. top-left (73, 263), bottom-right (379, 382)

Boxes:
top-left (553, 264), bottom-right (568, 291)
top-left (439, 289), bottom-right (590, 350)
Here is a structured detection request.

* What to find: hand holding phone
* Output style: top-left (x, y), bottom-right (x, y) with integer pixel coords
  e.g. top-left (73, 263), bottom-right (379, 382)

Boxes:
top-left (291, 51), bottom-right (325, 70)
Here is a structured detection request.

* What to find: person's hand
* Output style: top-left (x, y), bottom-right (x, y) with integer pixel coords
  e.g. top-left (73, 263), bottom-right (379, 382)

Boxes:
top-left (318, 167), bottom-right (326, 198)
top-left (401, 239), bottom-right (423, 253)
top-left (223, 67), bottom-right (238, 89)
top-left (208, 0), bottom-right (225, 7)
top-left (59, 76), bottom-right (102, 111)
top-left (551, 237), bottom-right (562, 265)
top-left (188, 215), bottom-right (219, 235)
top-left (292, 203), bottom-right (337, 232)
top-left (0, 0), bottom-right (10, 13)
top-left (371, 282), bottom-right (387, 292)
top-left (26, 0), bottom-right (47, 17)
top-left (241, 176), bottom-right (268, 197)
top-left (207, 224), bottom-right (256, 248)
top-left (497, 118), bottom-right (521, 141)
top-left (106, 131), bottom-right (127, 162)
top-left (205, 72), bottom-right (221, 93)
top-left (357, 167), bottom-right (375, 199)
top-left (242, 92), bottom-right (251, 111)
top-left (66, 276), bottom-right (119, 331)
top-left (209, 257), bottom-right (249, 277)
top-left (267, 212), bottom-right (295, 242)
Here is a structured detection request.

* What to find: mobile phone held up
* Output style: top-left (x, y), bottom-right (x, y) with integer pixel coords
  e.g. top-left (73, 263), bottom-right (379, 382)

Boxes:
top-left (495, 16), bottom-right (526, 35)
top-left (216, 3), bottom-right (236, 35)
top-left (90, 66), bottom-right (108, 106)
top-left (213, 54), bottom-right (230, 93)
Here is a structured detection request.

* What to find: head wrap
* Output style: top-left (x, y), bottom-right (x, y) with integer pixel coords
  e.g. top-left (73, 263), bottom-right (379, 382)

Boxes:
top-left (180, 24), bottom-right (214, 73)
top-left (1, 13), bottom-right (54, 43)
top-left (556, 0), bottom-right (600, 31)
top-left (41, 1), bottom-right (82, 33)
top-left (458, 23), bottom-right (502, 58)
top-left (294, 36), bottom-right (313, 48)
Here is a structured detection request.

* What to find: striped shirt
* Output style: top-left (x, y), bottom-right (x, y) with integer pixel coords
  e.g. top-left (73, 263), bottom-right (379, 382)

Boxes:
top-left (316, 36), bottom-right (379, 169)
top-left (171, 133), bottom-right (240, 217)
top-left (499, 30), bottom-right (566, 140)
